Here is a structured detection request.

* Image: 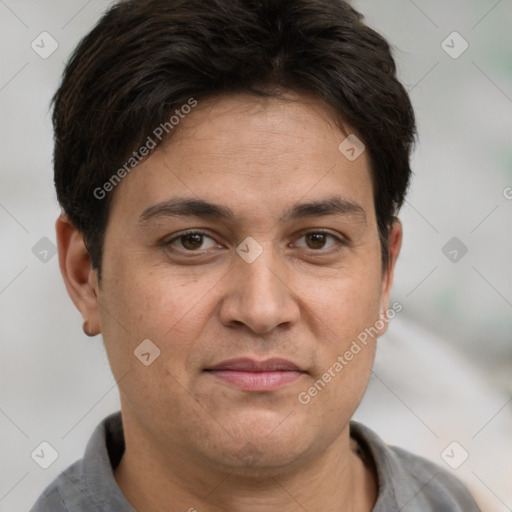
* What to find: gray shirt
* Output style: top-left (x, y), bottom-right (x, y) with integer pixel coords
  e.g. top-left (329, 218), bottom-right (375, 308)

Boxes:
top-left (29, 411), bottom-right (481, 511)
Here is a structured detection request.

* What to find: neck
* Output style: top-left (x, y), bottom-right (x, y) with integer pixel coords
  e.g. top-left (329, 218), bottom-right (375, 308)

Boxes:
top-left (114, 412), bottom-right (377, 512)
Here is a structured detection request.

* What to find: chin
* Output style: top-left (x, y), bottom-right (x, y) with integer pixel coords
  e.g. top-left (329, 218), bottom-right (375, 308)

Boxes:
top-left (203, 416), bottom-right (314, 477)
top-left (213, 446), bottom-right (310, 480)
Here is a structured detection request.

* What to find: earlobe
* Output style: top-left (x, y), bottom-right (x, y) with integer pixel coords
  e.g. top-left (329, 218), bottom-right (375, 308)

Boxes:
top-left (56, 214), bottom-right (101, 336)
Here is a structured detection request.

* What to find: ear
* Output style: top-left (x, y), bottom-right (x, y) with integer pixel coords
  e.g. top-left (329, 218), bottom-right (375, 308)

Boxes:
top-left (377, 219), bottom-right (403, 333)
top-left (56, 214), bottom-right (101, 336)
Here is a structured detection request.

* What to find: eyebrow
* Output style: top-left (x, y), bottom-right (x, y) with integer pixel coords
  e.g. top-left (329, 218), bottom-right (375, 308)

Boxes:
top-left (138, 195), bottom-right (367, 225)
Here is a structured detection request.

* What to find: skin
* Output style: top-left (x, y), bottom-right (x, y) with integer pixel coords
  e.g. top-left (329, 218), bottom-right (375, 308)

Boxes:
top-left (57, 92), bottom-right (402, 512)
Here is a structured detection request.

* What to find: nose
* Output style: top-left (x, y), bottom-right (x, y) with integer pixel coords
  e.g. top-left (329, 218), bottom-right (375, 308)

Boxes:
top-left (218, 244), bottom-right (300, 334)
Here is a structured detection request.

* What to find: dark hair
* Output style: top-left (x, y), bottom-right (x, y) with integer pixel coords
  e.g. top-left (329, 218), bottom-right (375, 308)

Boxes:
top-left (52, 0), bottom-right (416, 275)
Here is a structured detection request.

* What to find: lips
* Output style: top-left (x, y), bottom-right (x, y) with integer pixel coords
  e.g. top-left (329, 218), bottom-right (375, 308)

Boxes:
top-left (204, 357), bottom-right (305, 391)
top-left (206, 357), bottom-right (301, 372)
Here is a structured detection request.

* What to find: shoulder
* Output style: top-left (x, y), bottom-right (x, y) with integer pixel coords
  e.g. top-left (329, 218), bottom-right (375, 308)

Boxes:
top-left (385, 444), bottom-right (481, 511)
top-left (29, 490), bottom-right (67, 512)
top-left (29, 411), bottom-right (130, 512)
top-left (28, 460), bottom-right (88, 512)
top-left (350, 421), bottom-right (482, 512)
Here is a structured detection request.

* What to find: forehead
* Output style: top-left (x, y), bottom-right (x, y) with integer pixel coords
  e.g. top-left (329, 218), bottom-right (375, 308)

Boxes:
top-left (108, 92), bottom-right (375, 225)
top-left (167, 92), bottom-right (361, 169)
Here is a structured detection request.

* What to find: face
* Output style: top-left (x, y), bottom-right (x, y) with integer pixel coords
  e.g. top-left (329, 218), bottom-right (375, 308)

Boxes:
top-left (63, 92), bottom-right (401, 475)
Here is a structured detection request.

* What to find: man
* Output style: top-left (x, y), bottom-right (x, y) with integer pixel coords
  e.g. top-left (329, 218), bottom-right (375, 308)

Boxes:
top-left (30, 0), bottom-right (481, 510)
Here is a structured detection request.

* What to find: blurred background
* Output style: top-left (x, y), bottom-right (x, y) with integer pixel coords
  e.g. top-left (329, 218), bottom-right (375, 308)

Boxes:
top-left (0, 0), bottom-right (511, 510)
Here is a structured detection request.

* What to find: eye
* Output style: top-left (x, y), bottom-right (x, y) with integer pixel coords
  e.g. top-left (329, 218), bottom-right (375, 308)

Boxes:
top-left (164, 229), bottom-right (347, 255)
top-left (165, 230), bottom-right (220, 252)
top-left (294, 230), bottom-right (346, 251)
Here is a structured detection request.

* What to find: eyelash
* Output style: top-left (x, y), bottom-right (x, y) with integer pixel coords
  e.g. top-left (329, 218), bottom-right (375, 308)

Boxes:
top-left (164, 229), bottom-right (348, 254)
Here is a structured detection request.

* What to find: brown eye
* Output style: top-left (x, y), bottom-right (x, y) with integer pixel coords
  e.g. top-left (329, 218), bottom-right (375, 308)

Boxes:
top-left (181, 233), bottom-right (205, 250)
top-left (305, 232), bottom-right (328, 250)
top-left (166, 230), bottom-right (218, 252)
top-left (295, 231), bottom-right (344, 251)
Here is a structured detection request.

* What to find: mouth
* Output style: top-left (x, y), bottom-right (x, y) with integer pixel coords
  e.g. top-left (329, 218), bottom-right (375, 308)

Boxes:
top-left (204, 357), bottom-right (306, 392)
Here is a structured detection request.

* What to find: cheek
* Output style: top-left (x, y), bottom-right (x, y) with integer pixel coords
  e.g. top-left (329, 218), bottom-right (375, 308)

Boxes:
top-left (298, 259), bottom-right (382, 383)
top-left (297, 259), bottom-right (383, 341)
top-left (97, 269), bottom-right (209, 422)
top-left (295, 278), bottom-right (381, 428)
top-left (97, 258), bottom-right (223, 376)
